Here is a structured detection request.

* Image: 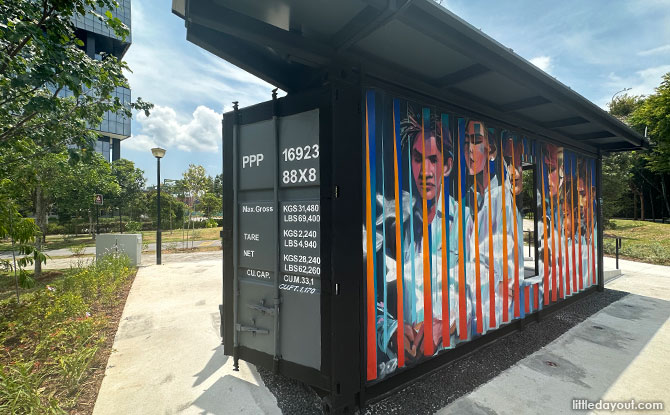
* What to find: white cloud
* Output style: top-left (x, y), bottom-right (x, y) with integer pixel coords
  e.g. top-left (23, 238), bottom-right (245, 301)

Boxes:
top-left (638, 44), bottom-right (670, 56)
top-left (124, 105), bottom-right (221, 153)
top-left (598, 64), bottom-right (670, 108)
top-left (529, 56), bottom-right (552, 73)
top-left (124, 1), bottom-right (279, 116)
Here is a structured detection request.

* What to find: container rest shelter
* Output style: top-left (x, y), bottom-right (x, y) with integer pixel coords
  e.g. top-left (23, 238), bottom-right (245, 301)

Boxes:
top-left (173, 0), bottom-right (647, 412)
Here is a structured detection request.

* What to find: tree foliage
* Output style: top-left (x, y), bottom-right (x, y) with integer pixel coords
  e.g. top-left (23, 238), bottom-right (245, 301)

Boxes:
top-left (631, 73), bottom-right (670, 175)
top-left (0, 0), bottom-right (152, 159)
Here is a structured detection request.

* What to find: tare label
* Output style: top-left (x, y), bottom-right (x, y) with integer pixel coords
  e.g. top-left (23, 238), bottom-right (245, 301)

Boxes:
top-left (238, 201), bottom-right (275, 271)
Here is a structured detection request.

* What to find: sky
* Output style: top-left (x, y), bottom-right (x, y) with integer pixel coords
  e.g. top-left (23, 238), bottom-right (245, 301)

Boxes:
top-left (122, 0), bottom-right (670, 185)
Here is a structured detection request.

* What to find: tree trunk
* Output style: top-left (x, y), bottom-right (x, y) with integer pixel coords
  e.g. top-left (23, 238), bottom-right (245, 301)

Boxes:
top-left (661, 175), bottom-right (670, 219)
top-left (88, 208), bottom-right (94, 239)
top-left (33, 185), bottom-right (48, 277)
top-left (640, 187), bottom-right (645, 221)
top-left (650, 187), bottom-right (656, 222)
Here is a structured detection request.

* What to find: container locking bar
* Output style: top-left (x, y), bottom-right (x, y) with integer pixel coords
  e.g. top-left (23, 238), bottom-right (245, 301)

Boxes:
top-left (235, 323), bottom-right (270, 335)
top-left (247, 299), bottom-right (278, 315)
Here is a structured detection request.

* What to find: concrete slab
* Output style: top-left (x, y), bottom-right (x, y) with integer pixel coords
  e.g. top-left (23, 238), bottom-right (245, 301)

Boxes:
top-left (92, 254), bottom-right (280, 415)
top-left (437, 260), bottom-right (670, 415)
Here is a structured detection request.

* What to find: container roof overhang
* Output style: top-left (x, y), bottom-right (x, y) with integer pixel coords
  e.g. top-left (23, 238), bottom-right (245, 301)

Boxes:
top-left (172, 0), bottom-right (647, 154)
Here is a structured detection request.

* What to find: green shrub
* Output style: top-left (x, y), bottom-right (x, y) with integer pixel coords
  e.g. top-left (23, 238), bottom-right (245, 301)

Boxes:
top-left (124, 220), bottom-right (142, 233)
top-left (0, 254), bottom-right (134, 412)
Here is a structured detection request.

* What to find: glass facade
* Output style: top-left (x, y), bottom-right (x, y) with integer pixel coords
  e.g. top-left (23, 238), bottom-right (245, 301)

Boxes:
top-left (71, 0), bottom-right (132, 43)
top-left (96, 86), bottom-right (131, 138)
top-left (69, 0), bottom-right (132, 161)
top-left (95, 137), bottom-right (111, 162)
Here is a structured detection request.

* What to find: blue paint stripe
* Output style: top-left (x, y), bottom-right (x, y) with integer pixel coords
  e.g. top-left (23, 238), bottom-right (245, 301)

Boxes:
top-left (458, 118), bottom-right (469, 337)
top-left (381, 95), bottom-right (388, 347)
top-left (407, 104), bottom-right (417, 323)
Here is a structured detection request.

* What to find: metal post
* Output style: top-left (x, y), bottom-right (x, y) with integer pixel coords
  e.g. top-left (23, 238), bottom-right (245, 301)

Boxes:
top-left (157, 157), bottom-right (162, 265)
top-left (616, 238), bottom-right (621, 270)
top-left (596, 153), bottom-right (604, 292)
top-left (96, 205), bottom-right (100, 235)
top-left (232, 101), bottom-right (240, 371)
top-left (271, 88), bottom-right (281, 373)
top-left (119, 208), bottom-right (122, 233)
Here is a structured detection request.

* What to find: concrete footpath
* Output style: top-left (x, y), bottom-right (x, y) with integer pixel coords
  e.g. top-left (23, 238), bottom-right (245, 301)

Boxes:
top-left (438, 257), bottom-right (670, 415)
top-left (92, 251), bottom-right (670, 414)
top-left (0, 239), bottom-right (221, 261)
top-left (92, 253), bottom-right (280, 415)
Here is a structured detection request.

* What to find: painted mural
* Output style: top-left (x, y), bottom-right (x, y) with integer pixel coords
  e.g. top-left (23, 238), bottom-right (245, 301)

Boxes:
top-left (363, 89), bottom-right (599, 382)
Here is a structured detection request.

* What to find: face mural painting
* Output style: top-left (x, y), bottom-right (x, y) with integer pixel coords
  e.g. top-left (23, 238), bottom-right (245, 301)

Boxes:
top-left (363, 89), bottom-right (599, 382)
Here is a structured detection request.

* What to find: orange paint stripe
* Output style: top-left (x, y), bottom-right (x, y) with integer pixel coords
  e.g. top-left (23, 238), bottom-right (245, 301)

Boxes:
top-left (440, 143), bottom-right (449, 348)
top-left (392, 109), bottom-right (404, 368)
top-left (549, 164), bottom-right (558, 303)
top-left (511, 139), bottom-right (520, 317)
top-left (541, 153), bottom-right (550, 305)
top-left (364, 99), bottom-right (376, 381)
top-left (500, 136), bottom-right (510, 322)
top-left (421, 113), bottom-right (433, 357)
top-left (556, 154), bottom-right (564, 300)
top-left (472, 135), bottom-right (483, 334)
top-left (571, 159), bottom-right (577, 292)
top-left (457, 127), bottom-right (467, 340)
top-left (486, 138), bottom-right (495, 328)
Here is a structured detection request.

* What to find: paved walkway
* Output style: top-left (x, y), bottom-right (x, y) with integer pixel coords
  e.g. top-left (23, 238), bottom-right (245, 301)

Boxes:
top-left (438, 258), bottom-right (670, 415)
top-left (0, 239), bottom-right (221, 260)
top-left (92, 252), bottom-right (279, 415)
top-left (92, 251), bottom-right (670, 414)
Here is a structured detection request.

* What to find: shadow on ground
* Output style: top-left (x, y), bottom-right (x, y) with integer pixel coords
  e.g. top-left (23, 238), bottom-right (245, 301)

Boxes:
top-left (258, 289), bottom-right (631, 414)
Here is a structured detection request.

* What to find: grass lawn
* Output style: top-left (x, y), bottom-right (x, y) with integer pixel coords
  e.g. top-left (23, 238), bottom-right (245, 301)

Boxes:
top-left (604, 219), bottom-right (670, 265)
top-left (0, 227), bottom-right (222, 252)
top-left (0, 269), bottom-right (67, 302)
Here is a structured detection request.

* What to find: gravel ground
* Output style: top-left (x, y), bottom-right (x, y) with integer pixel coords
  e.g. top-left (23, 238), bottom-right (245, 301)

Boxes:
top-left (258, 289), bottom-right (628, 414)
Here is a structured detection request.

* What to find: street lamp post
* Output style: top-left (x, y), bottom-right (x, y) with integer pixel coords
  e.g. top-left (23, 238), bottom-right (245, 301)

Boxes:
top-left (151, 147), bottom-right (166, 265)
top-left (611, 87), bottom-right (631, 102)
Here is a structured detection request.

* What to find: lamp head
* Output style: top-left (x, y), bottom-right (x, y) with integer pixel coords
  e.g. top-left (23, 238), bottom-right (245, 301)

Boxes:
top-left (151, 147), bottom-right (166, 159)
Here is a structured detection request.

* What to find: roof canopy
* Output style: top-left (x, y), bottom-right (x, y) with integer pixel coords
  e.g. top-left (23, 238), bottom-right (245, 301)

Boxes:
top-left (173, 0), bottom-right (647, 153)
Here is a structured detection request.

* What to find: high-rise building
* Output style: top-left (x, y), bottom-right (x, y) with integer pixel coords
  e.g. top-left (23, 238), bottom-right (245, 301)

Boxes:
top-left (72, 0), bottom-right (132, 162)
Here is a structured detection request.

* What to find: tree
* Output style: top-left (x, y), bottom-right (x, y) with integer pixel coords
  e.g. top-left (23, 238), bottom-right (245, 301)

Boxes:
top-left (604, 94), bottom-right (653, 221)
top-left (52, 153), bottom-right (120, 239)
top-left (630, 73), bottom-right (670, 217)
top-left (146, 191), bottom-right (185, 229)
top-left (0, 180), bottom-right (44, 303)
top-left (200, 192), bottom-right (222, 218)
top-left (213, 173), bottom-right (223, 198)
top-left (181, 164), bottom-right (208, 245)
top-left (0, 0), bottom-right (152, 160)
top-left (182, 164), bottom-right (208, 213)
top-left (111, 158), bottom-right (146, 224)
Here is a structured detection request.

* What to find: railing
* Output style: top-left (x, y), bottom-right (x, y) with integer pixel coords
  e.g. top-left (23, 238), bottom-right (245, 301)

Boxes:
top-left (524, 229), bottom-right (533, 257)
top-left (604, 235), bottom-right (623, 270)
